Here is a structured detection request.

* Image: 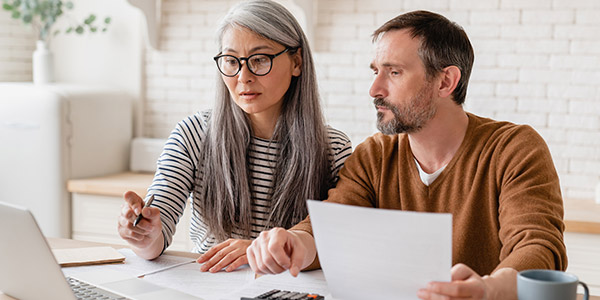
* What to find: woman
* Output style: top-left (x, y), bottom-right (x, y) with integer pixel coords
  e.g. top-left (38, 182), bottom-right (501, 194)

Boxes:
top-left (117, 0), bottom-right (352, 273)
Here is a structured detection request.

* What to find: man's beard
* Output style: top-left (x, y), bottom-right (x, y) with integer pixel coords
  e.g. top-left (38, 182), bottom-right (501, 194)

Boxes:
top-left (374, 82), bottom-right (436, 135)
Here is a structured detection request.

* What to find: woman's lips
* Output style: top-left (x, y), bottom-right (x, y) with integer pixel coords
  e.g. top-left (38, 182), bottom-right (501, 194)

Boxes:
top-left (239, 91), bottom-right (261, 101)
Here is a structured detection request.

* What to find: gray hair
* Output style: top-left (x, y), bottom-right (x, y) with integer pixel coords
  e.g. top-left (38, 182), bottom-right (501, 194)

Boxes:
top-left (199, 0), bottom-right (331, 241)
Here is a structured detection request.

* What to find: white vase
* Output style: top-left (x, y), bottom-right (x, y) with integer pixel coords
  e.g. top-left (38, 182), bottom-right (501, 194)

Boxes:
top-left (33, 40), bottom-right (54, 84)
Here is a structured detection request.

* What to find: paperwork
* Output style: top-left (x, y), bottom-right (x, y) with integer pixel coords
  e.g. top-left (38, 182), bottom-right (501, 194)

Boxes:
top-left (62, 249), bottom-right (255, 300)
top-left (307, 200), bottom-right (452, 300)
top-left (52, 246), bottom-right (125, 267)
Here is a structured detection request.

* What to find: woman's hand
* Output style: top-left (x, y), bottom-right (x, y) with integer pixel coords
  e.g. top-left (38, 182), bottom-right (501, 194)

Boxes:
top-left (197, 239), bottom-right (252, 272)
top-left (117, 191), bottom-right (164, 259)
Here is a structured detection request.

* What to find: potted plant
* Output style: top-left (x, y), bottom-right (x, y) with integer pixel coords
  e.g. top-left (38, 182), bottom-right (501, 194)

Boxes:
top-left (2, 0), bottom-right (111, 84)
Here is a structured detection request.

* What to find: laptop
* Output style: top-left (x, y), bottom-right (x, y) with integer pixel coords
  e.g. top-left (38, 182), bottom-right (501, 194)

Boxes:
top-left (0, 201), bottom-right (202, 300)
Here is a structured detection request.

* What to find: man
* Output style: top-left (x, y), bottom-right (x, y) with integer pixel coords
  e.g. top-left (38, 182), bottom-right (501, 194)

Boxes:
top-left (246, 10), bottom-right (567, 300)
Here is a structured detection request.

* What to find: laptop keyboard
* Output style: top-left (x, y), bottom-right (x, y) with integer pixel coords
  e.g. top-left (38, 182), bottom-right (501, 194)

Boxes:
top-left (67, 277), bottom-right (130, 300)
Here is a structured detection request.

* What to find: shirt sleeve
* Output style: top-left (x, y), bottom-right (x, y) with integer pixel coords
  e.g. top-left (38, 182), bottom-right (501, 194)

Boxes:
top-left (326, 126), bottom-right (353, 184)
top-left (494, 125), bottom-right (567, 272)
top-left (148, 112), bottom-right (208, 253)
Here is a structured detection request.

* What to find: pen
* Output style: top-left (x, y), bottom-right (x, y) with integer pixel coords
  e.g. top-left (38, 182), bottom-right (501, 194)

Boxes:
top-left (133, 194), bottom-right (154, 227)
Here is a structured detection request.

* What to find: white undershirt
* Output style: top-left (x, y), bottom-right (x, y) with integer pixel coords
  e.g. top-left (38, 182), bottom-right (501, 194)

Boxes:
top-left (414, 158), bottom-right (447, 186)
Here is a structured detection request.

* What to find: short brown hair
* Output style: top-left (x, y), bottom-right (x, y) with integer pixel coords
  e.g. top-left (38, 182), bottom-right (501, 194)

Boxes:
top-left (373, 10), bottom-right (474, 105)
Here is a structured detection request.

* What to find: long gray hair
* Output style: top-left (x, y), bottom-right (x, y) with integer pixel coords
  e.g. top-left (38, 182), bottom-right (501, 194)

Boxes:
top-left (199, 0), bottom-right (331, 241)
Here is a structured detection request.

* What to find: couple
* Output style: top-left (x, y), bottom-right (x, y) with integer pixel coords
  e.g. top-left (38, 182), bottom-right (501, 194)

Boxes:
top-left (118, 1), bottom-right (567, 299)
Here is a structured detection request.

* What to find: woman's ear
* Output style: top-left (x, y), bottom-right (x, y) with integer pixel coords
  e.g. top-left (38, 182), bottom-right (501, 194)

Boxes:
top-left (438, 65), bottom-right (461, 99)
top-left (292, 48), bottom-right (302, 77)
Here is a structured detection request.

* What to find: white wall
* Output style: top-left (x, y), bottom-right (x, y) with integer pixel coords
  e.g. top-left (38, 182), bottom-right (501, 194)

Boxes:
top-left (143, 0), bottom-right (600, 201)
top-left (1, 0), bottom-right (599, 200)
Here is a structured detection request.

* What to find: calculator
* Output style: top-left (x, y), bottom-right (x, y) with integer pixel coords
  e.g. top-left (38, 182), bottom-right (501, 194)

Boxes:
top-left (241, 289), bottom-right (325, 300)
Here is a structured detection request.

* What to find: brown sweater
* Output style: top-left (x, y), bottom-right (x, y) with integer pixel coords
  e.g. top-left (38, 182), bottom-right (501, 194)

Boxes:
top-left (293, 113), bottom-right (567, 275)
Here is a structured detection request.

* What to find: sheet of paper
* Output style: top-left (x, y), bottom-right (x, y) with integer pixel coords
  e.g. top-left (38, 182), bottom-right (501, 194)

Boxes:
top-left (62, 248), bottom-right (196, 279)
top-left (62, 248), bottom-right (255, 300)
top-left (143, 262), bottom-right (255, 300)
top-left (222, 269), bottom-right (329, 300)
top-left (52, 246), bottom-right (126, 267)
top-left (307, 200), bottom-right (452, 300)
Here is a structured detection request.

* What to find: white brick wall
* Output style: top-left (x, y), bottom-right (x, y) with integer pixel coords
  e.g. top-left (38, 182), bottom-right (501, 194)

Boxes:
top-left (138, 0), bottom-right (600, 200)
top-left (1, 0), bottom-right (598, 200)
top-left (0, 12), bottom-right (35, 81)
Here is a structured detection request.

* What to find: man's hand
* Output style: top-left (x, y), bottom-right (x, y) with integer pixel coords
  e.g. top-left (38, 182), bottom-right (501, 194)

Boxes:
top-left (197, 239), bottom-right (251, 272)
top-left (417, 264), bottom-right (517, 300)
top-left (246, 228), bottom-right (315, 277)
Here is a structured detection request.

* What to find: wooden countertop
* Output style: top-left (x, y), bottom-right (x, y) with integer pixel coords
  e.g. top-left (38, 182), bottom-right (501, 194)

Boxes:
top-left (564, 198), bottom-right (600, 234)
top-left (67, 171), bottom-right (153, 198)
top-left (67, 173), bottom-right (600, 234)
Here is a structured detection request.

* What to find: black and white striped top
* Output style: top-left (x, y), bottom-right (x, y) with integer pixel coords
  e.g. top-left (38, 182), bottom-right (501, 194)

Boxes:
top-left (147, 110), bottom-right (353, 253)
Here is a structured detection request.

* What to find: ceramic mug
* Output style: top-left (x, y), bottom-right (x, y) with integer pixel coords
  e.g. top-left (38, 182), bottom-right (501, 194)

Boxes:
top-left (517, 269), bottom-right (589, 300)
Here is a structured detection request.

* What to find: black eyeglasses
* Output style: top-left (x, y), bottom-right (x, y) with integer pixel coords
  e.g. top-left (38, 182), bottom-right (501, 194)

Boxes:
top-left (213, 48), bottom-right (293, 77)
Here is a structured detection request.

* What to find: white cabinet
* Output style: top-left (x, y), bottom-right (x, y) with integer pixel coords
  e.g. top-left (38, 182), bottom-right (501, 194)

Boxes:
top-left (565, 232), bottom-right (600, 296)
top-left (68, 172), bottom-right (193, 252)
top-left (0, 83), bottom-right (132, 238)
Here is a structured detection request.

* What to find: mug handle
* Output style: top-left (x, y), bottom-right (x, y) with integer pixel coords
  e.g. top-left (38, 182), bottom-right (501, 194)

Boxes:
top-left (579, 281), bottom-right (589, 300)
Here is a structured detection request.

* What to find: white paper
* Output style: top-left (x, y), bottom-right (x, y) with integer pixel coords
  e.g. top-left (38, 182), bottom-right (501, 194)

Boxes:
top-left (62, 248), bottom-right (196, 279)
top-left (307, 200), bottom-right (452, 300)
top-left (143, 262), bottom-right (255, 300)
top-left (62, 248), bottom-right (255, 300)
top-left (222, 269), bottom-right (330, 300)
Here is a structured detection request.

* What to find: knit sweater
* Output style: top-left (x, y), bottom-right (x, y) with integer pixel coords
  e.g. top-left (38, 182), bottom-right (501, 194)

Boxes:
top-left (293, 113), bottom-right (567, 275)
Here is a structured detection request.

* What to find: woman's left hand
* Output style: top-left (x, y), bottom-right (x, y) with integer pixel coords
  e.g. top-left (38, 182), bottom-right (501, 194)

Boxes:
top-left (197, 239), bottom-right (252, 272)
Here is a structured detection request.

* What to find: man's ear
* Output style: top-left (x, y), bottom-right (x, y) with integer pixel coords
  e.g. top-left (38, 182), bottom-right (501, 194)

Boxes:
top-left (438, 66), bottom-right (461, 99)
top-left (292, 48), bottom-right (302, 77)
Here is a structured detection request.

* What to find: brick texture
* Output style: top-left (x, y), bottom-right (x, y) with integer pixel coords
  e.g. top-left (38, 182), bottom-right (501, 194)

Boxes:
top-left (1, 0), bottom-right (598, 200)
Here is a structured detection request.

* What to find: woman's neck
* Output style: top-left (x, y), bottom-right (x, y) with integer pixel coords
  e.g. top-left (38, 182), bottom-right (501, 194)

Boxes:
top-left (249, 112), bottom-right (279, 139)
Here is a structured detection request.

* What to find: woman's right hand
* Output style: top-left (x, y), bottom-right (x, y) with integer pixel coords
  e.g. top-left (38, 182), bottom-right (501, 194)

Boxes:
top-left (118, 191), bottom-right (164, 259)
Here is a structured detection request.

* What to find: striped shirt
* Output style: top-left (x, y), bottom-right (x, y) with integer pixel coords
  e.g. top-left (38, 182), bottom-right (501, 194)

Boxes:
top-left (148, 110), bottom-right (353, 253)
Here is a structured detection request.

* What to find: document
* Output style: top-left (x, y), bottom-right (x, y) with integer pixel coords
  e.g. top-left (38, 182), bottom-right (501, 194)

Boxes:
top-left (62, 248), bottom-right (255, 300)
top-left (307, 200), bottom-right (452, 300)
top-left (52, 246), bottom-right (126, 267)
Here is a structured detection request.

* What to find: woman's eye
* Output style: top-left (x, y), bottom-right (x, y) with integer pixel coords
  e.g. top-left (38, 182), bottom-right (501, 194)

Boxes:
top-left (251, 56), bottom-right (268, 65)
top-left (225, 58), bottom-right (237, 65)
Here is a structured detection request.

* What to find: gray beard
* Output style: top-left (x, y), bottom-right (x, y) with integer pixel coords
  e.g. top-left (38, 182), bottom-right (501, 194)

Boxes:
top-left (373, 85), bottom-right (436, 135)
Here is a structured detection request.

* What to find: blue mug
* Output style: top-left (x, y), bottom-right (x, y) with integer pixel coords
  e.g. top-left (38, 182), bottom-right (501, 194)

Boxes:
top-left (517, 269), bottom-right (589, 300)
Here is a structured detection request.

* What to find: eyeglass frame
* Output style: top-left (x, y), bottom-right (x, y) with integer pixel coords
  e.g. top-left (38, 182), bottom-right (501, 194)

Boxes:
top-left (213, 47), bottom-right (297, 77)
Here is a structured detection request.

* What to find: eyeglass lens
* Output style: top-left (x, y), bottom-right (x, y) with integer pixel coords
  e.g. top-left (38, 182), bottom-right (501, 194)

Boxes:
top-left (217, 54), bottom-right (272, 76)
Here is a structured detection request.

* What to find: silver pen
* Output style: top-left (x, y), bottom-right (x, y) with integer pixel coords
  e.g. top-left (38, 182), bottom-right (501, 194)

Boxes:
top-left (133, 194), bottom-right (154, 227)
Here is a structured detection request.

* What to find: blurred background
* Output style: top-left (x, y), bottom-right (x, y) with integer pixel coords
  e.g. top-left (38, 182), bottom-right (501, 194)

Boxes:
top-left (1, 0), bottom-right (599, 293)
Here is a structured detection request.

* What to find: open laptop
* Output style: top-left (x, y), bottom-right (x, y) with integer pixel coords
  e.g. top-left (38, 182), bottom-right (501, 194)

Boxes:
top-left (0, 201), bottom-right (201, 300)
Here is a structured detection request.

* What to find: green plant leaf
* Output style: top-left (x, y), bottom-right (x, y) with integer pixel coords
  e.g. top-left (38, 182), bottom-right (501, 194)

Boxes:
top-left (84, 14), bottom-right (95, 25)
top-left (90, 27), bottom-right (96, 32)
top-left (2, 3), bottom-right (12, 10)
top-left (104, 17), bottom-right (111, 24)
top-left (11, 10), bottom-right (19, 18)
top-left (13, 0), bottom-right (21, 7)
top-left (66, 27), bottom-right (73, 33)
top-left (65, 1), bottom-right (73, 9)
top-left (75, 25), bottom-right (83, 34)
top-left (22, 14), bottom-right (32, 23)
